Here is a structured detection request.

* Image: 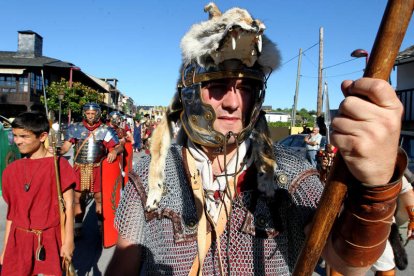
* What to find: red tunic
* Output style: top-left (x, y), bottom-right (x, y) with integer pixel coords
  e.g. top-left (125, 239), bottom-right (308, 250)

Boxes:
top-left (1, 157), bottom-right (78, 276)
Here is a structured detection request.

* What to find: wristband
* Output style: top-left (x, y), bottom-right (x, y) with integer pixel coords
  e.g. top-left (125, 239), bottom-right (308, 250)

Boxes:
top-left (332, 148), bottom-right (408, 267)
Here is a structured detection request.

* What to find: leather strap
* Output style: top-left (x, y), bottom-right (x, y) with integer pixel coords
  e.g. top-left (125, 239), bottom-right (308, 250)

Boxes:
top-left (73, 129), bottom-right (96, 161)
top-left (332, 148), bottom-right (407, 267)
top-left (187, 149), bottom-right (237, 276)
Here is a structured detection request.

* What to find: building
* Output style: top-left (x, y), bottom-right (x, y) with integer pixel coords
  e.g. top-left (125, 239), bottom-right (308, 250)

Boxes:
top-left (395, 45), bottom-right (414, 172)
top-left (264, 111), bottom-right (290, 123)
top-left (137, 105), bottom-right (165, 121)
top-left (0, 30), bottom-right (129, 119)
top-left (395, 45), bottom-right (414, 130)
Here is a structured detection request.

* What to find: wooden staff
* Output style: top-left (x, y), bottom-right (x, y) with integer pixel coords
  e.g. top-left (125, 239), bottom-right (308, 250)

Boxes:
top-left (52, 141), bottom-right (76, 275)
top-left (293, 1), bottom-right (414, 275)
top-left (51, 141), bottom-right (66, 249)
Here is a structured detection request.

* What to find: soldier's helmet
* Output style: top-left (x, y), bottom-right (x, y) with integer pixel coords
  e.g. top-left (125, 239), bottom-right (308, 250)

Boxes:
top-left (175, 2), bottom-right (281, 148)
top-left (82, 102), bottom-right (102, 124)
top-left (109, 111), bottom-right (122, 127)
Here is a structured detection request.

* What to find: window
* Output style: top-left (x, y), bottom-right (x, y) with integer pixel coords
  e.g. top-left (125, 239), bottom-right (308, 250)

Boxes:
top-left (291, 135), bottom-right (306, 147)
top-left (36, 75), bottom-right (42, 91)
top-left (30, 73), bottom-right (43, 95)
top-left (19, 76), bottom-right (29, 92)
top-left (0, 74), bottom-right (20, 93)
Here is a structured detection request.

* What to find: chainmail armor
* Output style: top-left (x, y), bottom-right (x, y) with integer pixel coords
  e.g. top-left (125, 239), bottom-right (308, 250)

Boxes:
top-left (115, 143), bottom-right (323, 275)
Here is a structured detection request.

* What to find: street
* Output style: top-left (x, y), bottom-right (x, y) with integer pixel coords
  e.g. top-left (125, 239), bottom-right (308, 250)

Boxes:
top-left (0, 149), bottom-right (413, 275)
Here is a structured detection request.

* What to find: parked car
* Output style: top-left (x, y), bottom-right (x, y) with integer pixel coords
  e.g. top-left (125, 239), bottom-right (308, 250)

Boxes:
top-left (0, 115), bottom-right (21, 195)
top-left (277, 134), bottom-right (327, 158)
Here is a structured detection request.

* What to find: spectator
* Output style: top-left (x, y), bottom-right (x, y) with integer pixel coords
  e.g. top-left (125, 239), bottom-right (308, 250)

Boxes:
top-left (304, 126), bottom-right (322, 167)
top-left (133, 120), bottom-right (142, 152)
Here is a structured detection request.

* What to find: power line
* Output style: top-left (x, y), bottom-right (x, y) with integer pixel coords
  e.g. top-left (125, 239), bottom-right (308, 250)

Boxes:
top-left (325, 69), bottom-right (364, 78)
top-left (303, 52), bottom-right (318, 68)
top-left (300, 69), bottom-right (364, 79)
top-left (323, 57), bottom-right (359, 70)
top-left (281, 42), bottom-right (319, 66)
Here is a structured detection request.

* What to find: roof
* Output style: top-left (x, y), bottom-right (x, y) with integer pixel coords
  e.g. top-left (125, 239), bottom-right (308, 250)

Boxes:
top-left (18, 30), bottom-right (43, 39)
top-left (266, 112), bottom-right (290, 115)
top-left (87, 74), bottom-right (114, 92)
top-left (137, 106), bottom-right (154, 111)
top-left (395, 45), bottom-right (414, 66)
top-left (0, 51), bottom-right (75, 68)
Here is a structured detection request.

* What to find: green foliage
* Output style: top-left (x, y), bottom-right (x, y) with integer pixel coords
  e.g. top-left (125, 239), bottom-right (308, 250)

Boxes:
top-left (122, 104), bottom-right (128, 114)
top-left (41, 78), bottom-right (104, 121)
top-left (268, 121), bottom-right (291, 127)
top-left (134, 113), bottom-right (142, 121)
top-left (267, 107), bottom-right (317, 127)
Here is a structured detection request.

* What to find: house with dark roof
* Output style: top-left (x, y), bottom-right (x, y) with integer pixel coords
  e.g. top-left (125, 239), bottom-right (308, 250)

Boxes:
top-left (395, 45), bottom-right (414, 130)
top-left (0, 30), bottom-right (121, 118)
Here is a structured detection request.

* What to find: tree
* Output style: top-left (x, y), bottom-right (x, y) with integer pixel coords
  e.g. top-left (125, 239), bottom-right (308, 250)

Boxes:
top-left (41, 78), bottom-right (104, 122)
top-left (134, 113), bottom-right (142, 121)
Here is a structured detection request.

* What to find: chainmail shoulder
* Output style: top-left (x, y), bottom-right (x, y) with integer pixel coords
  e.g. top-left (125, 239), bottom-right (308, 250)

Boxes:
top-left (273, 143), bottom-right (322, 206)
top-left (272, 143), bottom-right (324, 271)
top-left (115, 143), bottom-right (198, 245)
top-left (114, 179), bottom-right (144, 244)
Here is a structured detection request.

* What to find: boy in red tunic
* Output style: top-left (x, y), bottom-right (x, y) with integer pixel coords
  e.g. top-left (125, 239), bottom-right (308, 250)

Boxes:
top-left (0, 112), bottom-right (77, 275)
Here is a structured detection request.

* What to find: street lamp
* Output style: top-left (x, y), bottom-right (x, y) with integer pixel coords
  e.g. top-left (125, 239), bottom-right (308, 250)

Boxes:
top-left (351, 49), bottom-right (369, 66)
top-left (57, 89), bottom-right (65, 145)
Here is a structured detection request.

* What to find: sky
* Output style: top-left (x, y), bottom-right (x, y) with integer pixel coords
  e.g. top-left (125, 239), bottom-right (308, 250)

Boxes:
top-left (1, 0), bottom-right (413, 111)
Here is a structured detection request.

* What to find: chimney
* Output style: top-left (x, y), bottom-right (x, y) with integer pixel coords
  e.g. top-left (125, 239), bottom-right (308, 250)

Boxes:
top-left (17, 30), bottom-right (43, 58)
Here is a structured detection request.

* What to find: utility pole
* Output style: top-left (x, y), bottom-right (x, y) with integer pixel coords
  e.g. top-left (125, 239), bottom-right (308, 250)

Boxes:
top-left (317, 27), bottom-right (324, 116)
top-left (292, 48), bottom-right (302, 128)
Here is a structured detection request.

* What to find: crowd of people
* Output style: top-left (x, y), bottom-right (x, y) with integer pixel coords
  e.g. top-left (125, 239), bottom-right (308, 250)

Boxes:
top-left (1, 2), bottom-right (414, 276)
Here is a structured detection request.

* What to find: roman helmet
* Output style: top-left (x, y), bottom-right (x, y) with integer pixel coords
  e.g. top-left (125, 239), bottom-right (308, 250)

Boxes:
top-left (82, 102), bottom-right (102, 124)
top-left (177, 2), bottom-right (281, 148)
top-left (145, 3), bottom-right (281, 211)
top-left (109, 111), bottom-right (122, 127)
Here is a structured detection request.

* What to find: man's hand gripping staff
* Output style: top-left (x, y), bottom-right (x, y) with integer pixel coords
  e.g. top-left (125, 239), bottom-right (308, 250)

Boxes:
top-left (293, 0), bottom-right (414, 275)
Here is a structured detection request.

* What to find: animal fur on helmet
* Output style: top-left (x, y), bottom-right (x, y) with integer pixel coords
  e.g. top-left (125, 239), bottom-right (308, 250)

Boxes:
top-left (181, 3), bottom-right (280, 73)
top-left (146, 3), bottom-right (280, 211)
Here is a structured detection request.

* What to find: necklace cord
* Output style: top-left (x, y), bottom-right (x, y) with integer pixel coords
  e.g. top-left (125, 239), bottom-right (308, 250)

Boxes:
top-left (23, 149), bottom-right (48, 192)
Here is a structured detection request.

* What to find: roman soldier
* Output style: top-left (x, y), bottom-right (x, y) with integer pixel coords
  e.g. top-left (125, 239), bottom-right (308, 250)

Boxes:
top-left (60, 103), bottom-right (123, 237)
top-left (106, 3), bottom-right (406, 275)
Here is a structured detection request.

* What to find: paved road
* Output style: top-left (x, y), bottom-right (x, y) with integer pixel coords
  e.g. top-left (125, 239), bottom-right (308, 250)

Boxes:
top-left (0, 149), bottom-right (413, 275)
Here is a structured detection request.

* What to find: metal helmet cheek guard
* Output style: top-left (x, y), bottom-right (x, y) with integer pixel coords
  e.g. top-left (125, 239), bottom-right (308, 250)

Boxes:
top-left (179, 61), bottom-right (266, 148)
top-left (82, 102), bottom-right (102, 124)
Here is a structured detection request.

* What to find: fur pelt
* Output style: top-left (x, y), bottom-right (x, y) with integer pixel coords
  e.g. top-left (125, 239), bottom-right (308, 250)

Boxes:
top-left (146, 96), bottom-right (178, 211)
top-left (180, 3), bottom-right (280, 73)
top-left (252, 111), bottom-right (277, 197)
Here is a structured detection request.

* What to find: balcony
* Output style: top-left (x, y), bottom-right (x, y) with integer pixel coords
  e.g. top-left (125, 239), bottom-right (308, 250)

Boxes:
top-left (0, 92), bottom-right (30, 104)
